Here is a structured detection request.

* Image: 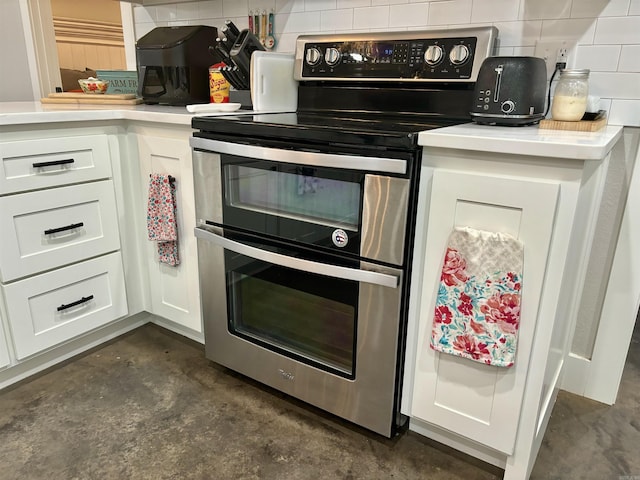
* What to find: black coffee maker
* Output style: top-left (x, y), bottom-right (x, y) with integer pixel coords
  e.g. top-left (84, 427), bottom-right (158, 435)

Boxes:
top-left (136, 26), bottom-right (218, 105)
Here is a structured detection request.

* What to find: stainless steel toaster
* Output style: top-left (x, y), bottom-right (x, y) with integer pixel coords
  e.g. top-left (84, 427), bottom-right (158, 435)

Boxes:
top-left (470, 56), bottom-right (547, 126)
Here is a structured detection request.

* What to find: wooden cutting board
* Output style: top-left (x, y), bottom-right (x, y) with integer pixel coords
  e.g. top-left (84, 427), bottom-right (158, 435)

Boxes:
top-left (539, 115), bottom-right (607, 132)
top-left (41, 92), bottom-right (142, 105)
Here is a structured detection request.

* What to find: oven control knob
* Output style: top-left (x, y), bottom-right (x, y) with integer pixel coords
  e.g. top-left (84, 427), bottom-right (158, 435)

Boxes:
top-left (424, 45), bottom-right (444, 66)
top-left (306, 47), bottom-right (322, 66)
top-left (501, 100), bottom-right (516, 114)
top-left (449, 44), bottom-right (470, 65)
top-left (324, 47), bottom-right (341, 66)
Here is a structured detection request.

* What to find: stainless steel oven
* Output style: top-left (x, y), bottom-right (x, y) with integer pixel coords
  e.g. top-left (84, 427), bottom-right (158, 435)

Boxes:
top-left (192, 139), bottom-right (412, 436)
top-left (191, 27), bottom-right (497, 437)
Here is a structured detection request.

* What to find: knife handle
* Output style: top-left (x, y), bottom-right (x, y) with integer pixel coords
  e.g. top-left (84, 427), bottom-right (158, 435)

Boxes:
top-left (225, 20), bottom-right (240, 37)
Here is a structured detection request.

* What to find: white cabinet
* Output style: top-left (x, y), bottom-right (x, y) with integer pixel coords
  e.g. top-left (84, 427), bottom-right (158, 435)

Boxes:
top-left (411, 170), bottom-right (559, 454)
top-left (3, 253), bottom-right (128, 359)
top-left (0, 135), bottom-right (112, 194)
top-left (0, 311), bottom-right (9, 369)
top-left (406, 129), bottom-right (622, 480)
top-left (0, 181), bottom-right (121, 282)
top-left (0, 132), bottom-right (128, 360)
top-left (133, 125), bottom-right (202, 336)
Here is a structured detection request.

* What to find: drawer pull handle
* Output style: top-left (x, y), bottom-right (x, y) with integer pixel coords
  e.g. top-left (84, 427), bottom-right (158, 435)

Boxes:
top-left (44, 222), bottom-right (84, 235)
top-left (32, 158), bottom-right (75, 168)
top-left (57, 295), bottom-right (94, 312)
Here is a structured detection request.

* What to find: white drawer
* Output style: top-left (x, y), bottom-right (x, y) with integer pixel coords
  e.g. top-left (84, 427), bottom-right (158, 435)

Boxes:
top-left (0, 135), bottom-right (112, 194)
top-left (0, 181), bottom-right (121, 282)
top-left (2, 252), bottom-right (128, 360)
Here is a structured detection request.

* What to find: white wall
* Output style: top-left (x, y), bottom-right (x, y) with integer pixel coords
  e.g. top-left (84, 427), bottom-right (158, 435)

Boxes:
top-left (0, 0), bottom-right (37, 101)
top-left (132, 0), bottom-right (640, 127)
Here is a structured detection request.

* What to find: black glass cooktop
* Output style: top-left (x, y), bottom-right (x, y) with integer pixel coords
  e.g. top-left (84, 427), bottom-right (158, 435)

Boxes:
top-left (192, 111), bottom-right (464, 151)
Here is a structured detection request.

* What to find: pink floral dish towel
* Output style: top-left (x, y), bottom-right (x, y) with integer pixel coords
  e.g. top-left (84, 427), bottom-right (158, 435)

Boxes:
top-left (147, 174), bottom-right (180, 266)
top-left (430, 226), bottom-right (524, 367)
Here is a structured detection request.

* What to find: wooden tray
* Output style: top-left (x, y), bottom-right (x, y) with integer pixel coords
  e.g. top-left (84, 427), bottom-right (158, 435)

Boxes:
top-left (41, 92), bottom-right (142, 105)
top-left (539, 111), bottom-right (607, 132)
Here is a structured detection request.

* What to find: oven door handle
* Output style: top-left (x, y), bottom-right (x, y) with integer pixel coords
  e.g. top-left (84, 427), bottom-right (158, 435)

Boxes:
top-left (190, 137), bottom-right (407, 175)
top-left (195, 227), bottom-right (399, 289)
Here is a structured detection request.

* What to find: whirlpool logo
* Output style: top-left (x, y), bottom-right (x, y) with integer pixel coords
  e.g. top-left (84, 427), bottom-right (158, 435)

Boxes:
top-left (332, 229), bottom-right (348, 248)
top-left (278, 368), bottom-right (295, 381)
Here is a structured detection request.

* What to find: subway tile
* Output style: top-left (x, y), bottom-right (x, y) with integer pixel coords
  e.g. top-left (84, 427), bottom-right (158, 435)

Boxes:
top-left (227, 16), bottom-right (250, 30)
top-left (608, 99), bottom-right (640, 126)
top-left (589, 72), bottom-right (640, 99)
top-left (619, 45), bottom-right (640, 72)
top-left (338, 0), bottom-right (371, 7)
top-left (276, 0), bottom-right (305, 13)
top-left (167, 20), bottom-right (189, 27)
top-left (631, 0), bottom-right (640, 14)
top-left (223, 0), bottom-right (249, 18)
top-left (373, 0), bottom-right (408, 5)
top-left (154, 5), bottom-right (178, 22)
top-left (306, 0), bottom-right (337, 11)
top-left (521, 0), bottom-right (571, 20)
top-left (275, 11), bottom-right (322, 33)
top-left (594, 17), bottom-right (640, 44)
top-left (471, 0), bottom-right (519, 23)
top-left (249, 0), bottom-right (277, 12)
top-left (389, 3), bottom-right (428, 27)
top-left (513, 46), bottom-right (535, 56)
top-left (493, 21), bottom-right (542, 47)
top-left (133, 6), bottom-right (154, 24)
top-left (273, 32), bottom-right (298, 53)
top-left (571, 0), bottom-right (630, 18)
top-left (176, 3), bottom-right (200, 20)
top-left (540, 18), bottom-right (596, 45)
top-left (353, 6), bottom-right (390, 29)
top-left (428, 0), bottom-right (472, 26)
top-left (574, 45), bottom-right (621, 72)
top-left (199, 1), bottom-right (223, 19)
top-left (321, 9), bottom-right (354, 30)
top-left (135, 22), bottom-right (156, 40)
top-left (496, 46), bottom-right (514, 55)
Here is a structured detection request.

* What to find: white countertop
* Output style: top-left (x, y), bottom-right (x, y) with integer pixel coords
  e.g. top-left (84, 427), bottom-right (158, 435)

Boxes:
top-left (0, 101), bottom-right (282, 127)
top-left (1, 103), bottom-right (624, 161)
top-left (418, 123), bottom-right (624, 160)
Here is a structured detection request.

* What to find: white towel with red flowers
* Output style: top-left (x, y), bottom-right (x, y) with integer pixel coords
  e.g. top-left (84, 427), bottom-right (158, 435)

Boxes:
top-left (430, 226), bottom-right (524, 367)
top-left (147, 174), bottom-right (180, 266)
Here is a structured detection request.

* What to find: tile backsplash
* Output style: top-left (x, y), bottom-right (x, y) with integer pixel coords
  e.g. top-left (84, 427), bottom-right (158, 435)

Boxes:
top-left (133, 0), bottom-right (640, 126)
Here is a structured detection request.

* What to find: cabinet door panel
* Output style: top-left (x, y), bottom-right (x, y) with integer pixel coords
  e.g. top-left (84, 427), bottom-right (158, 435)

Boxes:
top-left (0, 181), bottom-right (121, 282)
top-left (138, 134), bottom-right (201, 333)
top-left (411, 169), bottom-right (559, 455)
top-left (0, 135), bottom-right (112, 194)
top-left (3, 252), bottom-right (128, 360)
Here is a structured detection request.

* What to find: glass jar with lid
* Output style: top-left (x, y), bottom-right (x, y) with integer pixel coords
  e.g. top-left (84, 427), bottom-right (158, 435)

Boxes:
top-left (551, 69), bottom-right (590, 121)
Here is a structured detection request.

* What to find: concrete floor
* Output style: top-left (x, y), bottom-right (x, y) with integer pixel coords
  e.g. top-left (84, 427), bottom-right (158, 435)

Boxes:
top-left (1, 321), bottom-right (638, 480)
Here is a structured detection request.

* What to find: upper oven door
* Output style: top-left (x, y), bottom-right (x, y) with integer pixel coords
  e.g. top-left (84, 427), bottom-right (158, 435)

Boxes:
top-left (192, 139), bottom-right (411, 266)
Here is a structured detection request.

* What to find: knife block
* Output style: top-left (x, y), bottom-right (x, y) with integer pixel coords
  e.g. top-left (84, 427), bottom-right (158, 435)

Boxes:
top-left (230, 90), bottom-right (253, 109)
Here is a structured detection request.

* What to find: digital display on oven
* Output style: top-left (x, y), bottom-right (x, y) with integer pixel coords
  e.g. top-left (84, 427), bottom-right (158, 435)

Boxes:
top-left (373, 43), bottom-right (394, 60)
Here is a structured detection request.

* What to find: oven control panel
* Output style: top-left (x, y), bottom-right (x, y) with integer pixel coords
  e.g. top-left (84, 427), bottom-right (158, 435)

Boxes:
top-left (294, 27), bottom-right (497, 83)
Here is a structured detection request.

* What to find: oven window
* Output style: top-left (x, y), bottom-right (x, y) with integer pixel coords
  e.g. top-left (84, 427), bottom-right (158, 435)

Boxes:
top-left (226, 254), bottom-right (357, 377)
top-left (225, 164), bottom-right (361, 230)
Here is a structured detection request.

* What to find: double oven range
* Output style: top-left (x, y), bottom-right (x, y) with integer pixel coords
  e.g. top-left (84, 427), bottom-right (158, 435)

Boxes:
top-left (190, 27), bottom-right (497, 437)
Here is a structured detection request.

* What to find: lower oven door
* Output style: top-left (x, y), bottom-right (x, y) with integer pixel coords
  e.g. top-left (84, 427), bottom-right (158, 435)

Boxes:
top-left (195, 225), bottom-right (404, 437)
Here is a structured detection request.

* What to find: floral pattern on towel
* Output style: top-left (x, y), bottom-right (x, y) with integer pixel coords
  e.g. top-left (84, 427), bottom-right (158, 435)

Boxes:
top-left (147, 174), bottom-right (180, 266)
top-left (430, 244), bottom-right (523, 368)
